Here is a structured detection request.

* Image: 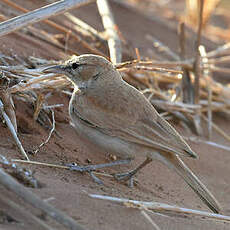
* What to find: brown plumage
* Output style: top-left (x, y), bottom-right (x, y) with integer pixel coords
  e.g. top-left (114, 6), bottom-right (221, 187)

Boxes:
top-left (44, 54), bottom-right (221, 213)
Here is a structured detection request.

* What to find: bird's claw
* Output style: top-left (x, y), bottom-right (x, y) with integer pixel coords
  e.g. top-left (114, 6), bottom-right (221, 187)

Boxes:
top-left (66, 163), bottom-right (104, 185)
top-left (114, 172), bottom-right (132, 181)
top-left (113, 172), bottom-right (137, 188)
top-left (89, 171), bottom-right (104, 185)
top-left (67, 164), bottom-right (88, 172)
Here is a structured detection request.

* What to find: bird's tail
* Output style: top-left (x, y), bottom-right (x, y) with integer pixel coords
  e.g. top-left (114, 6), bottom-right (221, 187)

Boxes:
top-left (158, 152), bottom-right (221, 213)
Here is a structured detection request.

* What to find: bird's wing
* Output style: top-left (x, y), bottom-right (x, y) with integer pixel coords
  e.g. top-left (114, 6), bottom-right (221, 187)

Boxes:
top-left (72, 84), bottom-right (196, 158)
top-left (113, 115), bottom-right (196, 158)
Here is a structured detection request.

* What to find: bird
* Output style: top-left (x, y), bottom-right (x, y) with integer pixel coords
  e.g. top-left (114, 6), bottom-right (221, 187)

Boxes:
top-left (44, 54), bottom-right (220, 213)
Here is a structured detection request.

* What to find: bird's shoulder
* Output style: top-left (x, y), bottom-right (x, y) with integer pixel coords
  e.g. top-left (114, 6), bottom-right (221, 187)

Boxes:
top-left (89, 80), bottom-right (156, 118)
top-left (71, 79), bottom-right (157, 128)
top-left (71, 80), bottom-right (195, 157)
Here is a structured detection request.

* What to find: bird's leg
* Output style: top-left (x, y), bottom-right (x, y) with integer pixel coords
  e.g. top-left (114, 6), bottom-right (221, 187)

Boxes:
top-left (66, 159), bottom-right (131, 184)
top-left (114, 157), bottom-right (152, 186)
top-left (89, 171), bottom-right (104, 185)
top-left (67, 159), bottom-right (131, 172)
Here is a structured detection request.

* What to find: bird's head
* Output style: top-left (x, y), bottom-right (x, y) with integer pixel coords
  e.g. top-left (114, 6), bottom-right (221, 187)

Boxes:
top-left (43, 54), bottom-right (114, 86)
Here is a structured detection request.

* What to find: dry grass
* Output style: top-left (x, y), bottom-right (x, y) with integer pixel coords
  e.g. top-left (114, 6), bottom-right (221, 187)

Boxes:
top-left (0, 0), bottom-right (230, 229)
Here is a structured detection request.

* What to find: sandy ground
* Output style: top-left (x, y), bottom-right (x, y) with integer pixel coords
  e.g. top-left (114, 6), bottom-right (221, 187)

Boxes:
top-left (0, 1), bottom-right (230, 230)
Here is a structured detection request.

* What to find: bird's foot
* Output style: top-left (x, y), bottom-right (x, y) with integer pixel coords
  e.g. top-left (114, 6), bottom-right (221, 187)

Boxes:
top-left (66, 159), bottom-right (130, 172)
top-left (89, 171), bottom-right (104, 185)
top-left (66, 159), bottom-right (131, 185)
top-left (114, 172), bottom-right (133, 181)
top-left (114, 171), bottom-right (137, 188)
top-left (66, 163), bottom-right (104, 185)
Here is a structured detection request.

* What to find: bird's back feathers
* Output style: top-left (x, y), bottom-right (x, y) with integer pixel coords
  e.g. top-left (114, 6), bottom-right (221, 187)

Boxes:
top-left (72, 75), bottom-right (196, 158)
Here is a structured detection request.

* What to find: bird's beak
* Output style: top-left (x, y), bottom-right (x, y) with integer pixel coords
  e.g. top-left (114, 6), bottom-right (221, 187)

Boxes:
top-left (42, 65), bottom-right (66, 74)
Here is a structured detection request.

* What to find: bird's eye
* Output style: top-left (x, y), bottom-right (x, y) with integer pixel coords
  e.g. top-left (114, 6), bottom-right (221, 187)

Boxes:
top-left (72, 63), bottom-right (80, 69)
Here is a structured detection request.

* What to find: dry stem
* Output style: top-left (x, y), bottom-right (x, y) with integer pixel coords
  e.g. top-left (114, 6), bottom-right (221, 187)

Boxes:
top-left (0, 99), bottom-right (29, 160)
top-left (2, 0), bottom-right (105, 56)
top-left (34, 109), bottom-right (56, 154)
top-left (194, 0), bottom-right (204, 104)
top-left (0, 0), bottom-right (93, 36)
top-left (141, 210), bottom-right (161, 230)
top-left (89, 194), bottom-right (230, 222)
top-left (0, 194), bottom-right (54, 230)
top-left (97, 0), bottom-right (122, 63)
top-left (0, 168), bottom-right (87, 230)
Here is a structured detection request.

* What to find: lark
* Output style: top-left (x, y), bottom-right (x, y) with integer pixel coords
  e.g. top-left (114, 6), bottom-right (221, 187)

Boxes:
top-left (44, 54), bottom-right (220, 213)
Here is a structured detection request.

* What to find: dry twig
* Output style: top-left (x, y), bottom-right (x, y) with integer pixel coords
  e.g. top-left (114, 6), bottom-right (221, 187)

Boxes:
top-left (0, 0), bottom-right (93, 37)
top-left (178, 22), bottom-right (194, 104)
top-left (64, 12), bottom-right (106, 41)
top-left (200, 45), bottom-right (212, 139)
top-left (89, 194), bottom-right (230, 222)
top-left (1, 0), bottom-right (105, 56)
top-left (201, 114), bottom-right (230, 142)
top-left (97, 0), bottom-right (122, 63)
top-left (0, 71), bottom-right (17, 132)
top-left (141, 210), bottom-right (161, 230)
top-left (34, 109), bottom-right (56, 154)
top-left (0, 99), bottom-right (29, 160)
top-left (146, 34), bottom-right (180, 61)
top-left (183, 136), bottom-right (230, 152)
top-left (0, 194), bottom-right (54, 230)
top-left (194, 0), bottom-right (204, 104)
top-left (0, 154), bottom-right (38, 187)
top-left (0, 168), bottom-right (87, 230)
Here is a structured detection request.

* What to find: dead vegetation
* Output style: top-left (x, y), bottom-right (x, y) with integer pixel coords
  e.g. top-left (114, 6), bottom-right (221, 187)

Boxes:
top-left (0, 0), bottom-right (230, 229)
